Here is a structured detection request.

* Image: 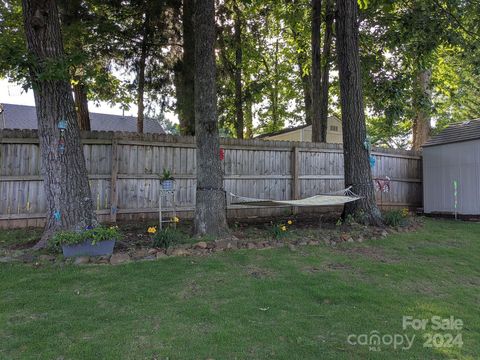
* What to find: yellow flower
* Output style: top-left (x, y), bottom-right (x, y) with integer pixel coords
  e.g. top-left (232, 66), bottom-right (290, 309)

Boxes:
top-left (401, 208), bottom-right (409, 217)
top-left (172, 216), bottom-right (180, 223)
top-left (287, 220), bottom-right (293, 225)
top-left (281, 225), bottom-right (287, 232)
top-left (109, 225), bottom-right (118, 230)
top-left (147, 226), bottom-right (157, 234)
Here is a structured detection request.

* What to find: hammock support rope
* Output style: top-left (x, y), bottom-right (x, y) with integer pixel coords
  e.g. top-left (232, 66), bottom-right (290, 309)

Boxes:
top-left (229, 187), bottom-right (361, 207)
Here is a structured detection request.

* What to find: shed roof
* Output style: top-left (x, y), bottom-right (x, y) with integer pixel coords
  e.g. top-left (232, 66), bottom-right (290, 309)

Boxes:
top-left (423, 119), bottom-right (480, 147)
top-left (0, 103), bottom-right (165, 134)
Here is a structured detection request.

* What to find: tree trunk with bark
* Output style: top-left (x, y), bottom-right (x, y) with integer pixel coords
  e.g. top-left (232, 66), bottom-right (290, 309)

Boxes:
top-left (233, 2), bottom-right (244, 139)
top-left (136, 12), bottom-right (149, 134)
top-left (319, 0), bottom-right (334, 140)
top-left (22, 0), bottom-right (97, 248)
top-left (244, 95), bottom-right (253, 139)
top-left (298, 57), bottom-right (312, 126)
top-left (193, 0), bottom-right (228, 236)
top-left (335, 0), bottom-right (383, 226)
top-left (412, 69), bottom-right (432, 150)
top-left (311, 0), bottom-right (323, 142)
top-left (73, 82), bottom-right (91, 131)
top-left (271, 39), bottom-right (280, 129)
top-left (290, 26), bottom-right (312, 126)
top-left (180, 0), bottom-right (195, 136)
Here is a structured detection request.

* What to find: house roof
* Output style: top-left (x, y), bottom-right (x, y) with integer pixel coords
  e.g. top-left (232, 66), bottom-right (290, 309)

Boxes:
top-left (256, 115), bottom-right (340, 138)
top-left (256, 124), bottom-right (310, 138)
top-left (423, 119), bottom-right (480, 147)
top-left (0, 103), bottom-right (165, 134)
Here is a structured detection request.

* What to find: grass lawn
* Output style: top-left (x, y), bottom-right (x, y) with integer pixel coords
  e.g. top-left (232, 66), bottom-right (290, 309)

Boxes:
top-left (0, 218), bottom-right (479, 359)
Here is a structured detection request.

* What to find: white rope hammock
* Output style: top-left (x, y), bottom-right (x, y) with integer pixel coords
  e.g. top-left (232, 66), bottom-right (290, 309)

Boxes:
top-left (229, 187), bottom-right (361, 207)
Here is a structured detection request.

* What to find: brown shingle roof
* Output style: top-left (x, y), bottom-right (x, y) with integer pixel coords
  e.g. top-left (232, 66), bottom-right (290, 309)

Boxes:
top-left (423, 119), bottom-right (480, 147)
top-left (0, 103), bottom-right (165, 134)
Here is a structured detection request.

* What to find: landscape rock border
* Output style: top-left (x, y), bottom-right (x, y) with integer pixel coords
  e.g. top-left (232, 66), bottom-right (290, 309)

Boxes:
top-left (0, 220), bottom-right (424, 266)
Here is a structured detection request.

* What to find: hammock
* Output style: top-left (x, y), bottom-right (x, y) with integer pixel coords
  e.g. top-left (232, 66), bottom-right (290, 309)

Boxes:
top-left (229, 187), bottom-right (361, 207)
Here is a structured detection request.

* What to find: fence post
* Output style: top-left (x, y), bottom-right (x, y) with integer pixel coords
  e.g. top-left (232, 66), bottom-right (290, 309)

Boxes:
top-left (110, 138), bottom-right (119, 223)
top-left (291, 147), bottom-right (300, 214)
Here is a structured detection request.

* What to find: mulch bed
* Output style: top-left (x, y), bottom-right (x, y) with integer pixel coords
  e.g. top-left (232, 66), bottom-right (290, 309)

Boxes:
top-left (0, 216), bottom-right (424, 266)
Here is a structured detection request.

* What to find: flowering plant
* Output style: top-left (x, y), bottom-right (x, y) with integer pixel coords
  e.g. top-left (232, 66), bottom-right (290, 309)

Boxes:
top-left (148, 225), bottom-right (185, 249)
top-left (147, 226), bottom-right (157, 234)
top-left (48, 225), bottom-right (122, 252)
top-left (270, 220), bottom-right (293, 239)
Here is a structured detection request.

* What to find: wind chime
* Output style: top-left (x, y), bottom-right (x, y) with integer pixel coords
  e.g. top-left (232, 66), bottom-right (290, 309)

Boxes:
top-left (58, 119), bottom-right (67, 154)
top-left (363, 136), bottom-right (376, 168)
top-left (374, 176), bottom-right (391, 207)
top-left (54, 119), bottom-right (68, 223)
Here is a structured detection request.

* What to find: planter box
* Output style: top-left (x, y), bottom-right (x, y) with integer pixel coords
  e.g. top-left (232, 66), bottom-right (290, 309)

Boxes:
top-left (62, 239), bottom-right (116, 257)
top-left (161, 180), bottom-right (174, 190)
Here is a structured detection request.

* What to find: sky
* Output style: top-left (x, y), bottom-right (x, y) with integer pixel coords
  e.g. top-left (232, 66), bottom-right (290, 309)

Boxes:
top-left (0, 79), bottom-right (139, 117)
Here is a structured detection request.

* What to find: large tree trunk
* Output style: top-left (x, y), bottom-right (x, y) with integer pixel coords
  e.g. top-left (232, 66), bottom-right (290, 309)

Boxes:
top-left (73, 82), bottom-right (91, 131)
top-left (174, 62), bottom-right (185, 129)
top-left (22, 0), bottom-right (97, 248)
top-left (193, 0), bottom-right (228, 236)
top-left (59, 1), bottom-right (91, 132)
top-left (271, 39), bottom-right (280, 129)
top-left (180, 0), bottom-right (195, 136)
top-left (336, 0), bottom-right (383, 225)
top-left (298, 55), bottom-right (312, 126)
top-left (412, 69), bottom-right (432, 150)
top-left (233, 2), bottom-right (244, 139)
top-left (136, 13), bottom-right (148, 134)
top-left (311, 0), bottom-right (323, 142)
top-left (289, 14), bottom-right (312, 125)
top-left (244, 95), bottom-right (253, 139)
top-left (319, 0), bottom-right (334, 140)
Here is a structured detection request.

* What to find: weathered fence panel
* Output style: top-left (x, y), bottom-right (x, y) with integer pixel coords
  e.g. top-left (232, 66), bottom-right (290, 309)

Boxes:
top-left (0, 130), bottom-right (422, 228)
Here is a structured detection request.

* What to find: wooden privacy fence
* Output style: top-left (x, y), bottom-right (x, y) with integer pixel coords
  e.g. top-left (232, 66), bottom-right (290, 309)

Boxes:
top-left (0, 129), bottom-right (422, 228)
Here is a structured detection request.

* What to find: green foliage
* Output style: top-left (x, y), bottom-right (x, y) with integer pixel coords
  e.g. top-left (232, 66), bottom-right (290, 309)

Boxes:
top-left (48, 226), bottom-right (123, 252)
top-left (269, 221), bottom-right (292, 239)
top-left (0, 0), bottom-right (29, 86)
top-left (151, 227), bottom-right (186, 249)
top-left (383, 209), bottom-right (408, 227)
top-left (2, 0), bottom-right (479, 147)
top-left (160, 168), bottom-right (174, 181)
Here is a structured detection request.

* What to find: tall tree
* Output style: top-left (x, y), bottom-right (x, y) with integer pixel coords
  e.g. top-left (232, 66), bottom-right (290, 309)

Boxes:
top-left (72, 81), bottom-right (91, 131)
top-left (136, 10), bottom-right (149, 133)
top-left (22, 0), bottom-right (97, 247)
top-left (285, 0), bottom-right (312, 125)
top-left (217, 0), bottom-right (245, 138)
top-left (233, 1), bottom-right (244, 139)
top-left (311, 0), bottom-right (323, 142)
top-left (193, 0), bottom-right (228, 236)
top-left (411, 68), bottom-right (432, 149)
top-left (60, 0), bottom-right (91, 131)
top-left (336, 0), bottom-right (382, 225)
top-left (319, 0), bottom-right (334, 139)
top-left (178, 0), bottom-right (195, 135)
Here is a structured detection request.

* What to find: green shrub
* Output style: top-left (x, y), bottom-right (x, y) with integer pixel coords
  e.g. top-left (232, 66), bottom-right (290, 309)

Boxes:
top-left (269, 220), bottom-right (293, 240)
top-left (152, 227), bottom-right (186, 249)
top-left (383, 210), bottom-right (408, 227)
